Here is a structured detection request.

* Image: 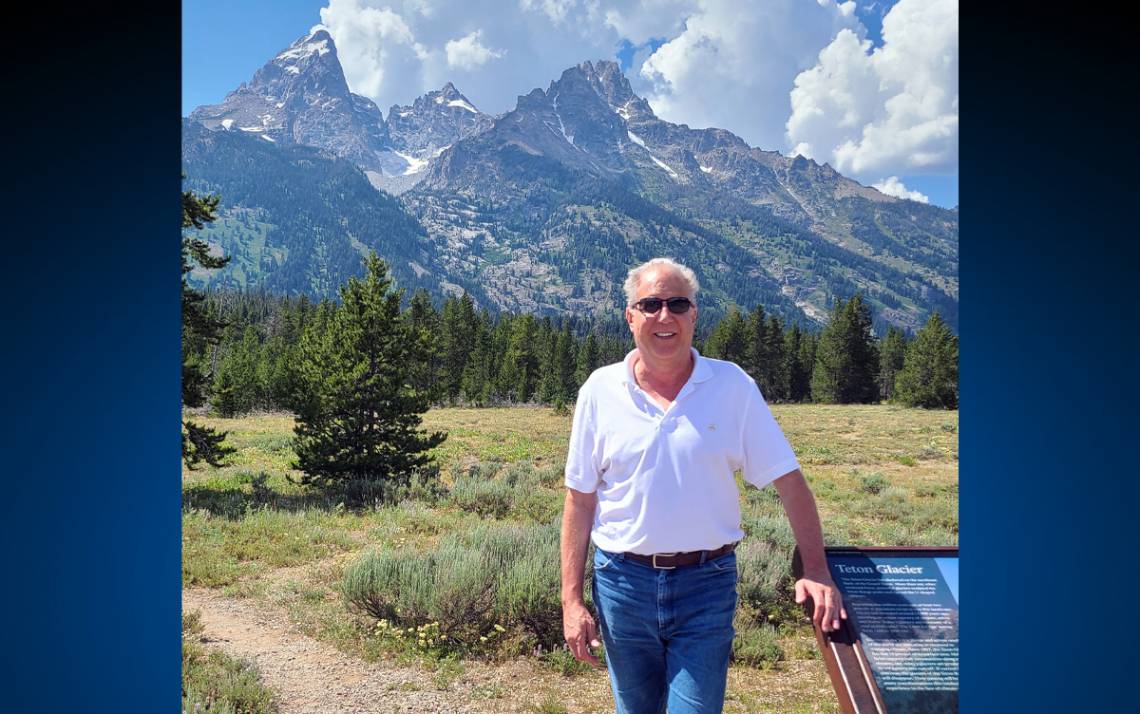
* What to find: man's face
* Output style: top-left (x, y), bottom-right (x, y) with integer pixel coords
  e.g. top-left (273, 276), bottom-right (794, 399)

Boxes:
top-left (625, 267), bottom-right (698, 364)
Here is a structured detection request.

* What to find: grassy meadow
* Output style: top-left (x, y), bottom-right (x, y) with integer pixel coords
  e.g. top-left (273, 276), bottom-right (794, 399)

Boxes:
top-left (182, 404), bottom-right (957, 713)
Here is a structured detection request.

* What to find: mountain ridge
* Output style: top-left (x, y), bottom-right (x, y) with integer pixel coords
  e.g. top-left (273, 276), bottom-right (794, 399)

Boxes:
top-left (183, 30), bottom-right (958, 333)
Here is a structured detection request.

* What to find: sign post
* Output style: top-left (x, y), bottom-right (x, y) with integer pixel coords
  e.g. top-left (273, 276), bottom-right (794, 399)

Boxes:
top-left (794, 546), bottom-right (959, 714)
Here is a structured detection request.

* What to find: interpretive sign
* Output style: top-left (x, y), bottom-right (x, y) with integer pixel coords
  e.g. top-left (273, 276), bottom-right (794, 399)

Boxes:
top-left (794, 546), bottom-right (959, 714)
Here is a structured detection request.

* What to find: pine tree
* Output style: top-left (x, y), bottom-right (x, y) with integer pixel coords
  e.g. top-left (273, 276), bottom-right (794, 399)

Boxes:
top-left (704, 307), bottom-right (748, 363)
top-left (406, 289), bottom-right (443, 403)
top-left (575, 332), bottom-right (601, 388)
top-left (461, 310), bottom-right (495, 405)
top-left (439, 293), bottom-right (477, 402)
top-left (784, 323), bottom-right (811, 402)
top-left (500, 315), bottom-right (539, 403)
top-left (894, 313), bottom-right (958, 408)
top-left (182, 180), bottom-right (234, 468)
top-left (811, 295), bottom-right (880, 403)
top-left (211, 325), bottom-right (262, 416)
top-left (291, 253), bottom-right (446, 499)
top-left (877, 326), bottom-right (908, 401)
top-left (761, 314), bottom-right (788, 401)
top-left (744, 305), bottom-right (767, 381)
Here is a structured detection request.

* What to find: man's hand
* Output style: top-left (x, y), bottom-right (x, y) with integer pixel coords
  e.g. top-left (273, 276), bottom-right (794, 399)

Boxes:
top-left (795, 573), bottom-right (847, 633)
top-left (774, 470), bottom-right (846, 634)
top-left (562, 600), bottom-right (603, 667)
top-left (560, 488), bottom-right (602, 667)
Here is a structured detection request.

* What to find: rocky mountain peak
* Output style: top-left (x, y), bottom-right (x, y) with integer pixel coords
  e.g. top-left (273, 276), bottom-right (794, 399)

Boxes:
top-left (189, 27), bottom-right (389, 173)
top-left (385, 82), bottom-right (492, 157)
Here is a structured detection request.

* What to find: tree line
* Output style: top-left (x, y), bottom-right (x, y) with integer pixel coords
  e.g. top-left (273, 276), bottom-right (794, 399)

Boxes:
top-left (193, 284), bottom-right (958, 419)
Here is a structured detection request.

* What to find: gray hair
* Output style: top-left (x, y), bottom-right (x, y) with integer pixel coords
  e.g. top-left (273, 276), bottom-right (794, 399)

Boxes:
top-left (623, 258), bottom-right (700, 306)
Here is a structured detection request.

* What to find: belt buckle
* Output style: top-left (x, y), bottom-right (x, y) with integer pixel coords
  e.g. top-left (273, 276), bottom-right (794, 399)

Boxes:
top-left (651, 552), bottom-right (678, 570)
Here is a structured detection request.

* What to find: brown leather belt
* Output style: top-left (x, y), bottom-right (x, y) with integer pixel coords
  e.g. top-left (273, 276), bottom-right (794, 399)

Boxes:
top-left (622, 543), bottom-right (737, 570)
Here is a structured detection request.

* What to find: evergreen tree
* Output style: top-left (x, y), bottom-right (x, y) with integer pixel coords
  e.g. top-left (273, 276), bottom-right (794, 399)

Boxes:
top-left (877, 326), bottom-right (908, 401)
top-left (760, 314), bottom-right (788, 401)
top-left (211, 325), bottom-right (262, 416)
top-left (182, 180), bottom-right (234, 468)
top-left (291, 253), bottom-right (446, 498)
top-left (461, 310), bottom-right (495, 405)
top-left (406, 289), bottom-right (443, 403)
top-left (500, 315), bottom-right (540, 403)
top-left (785, 323), bottom-right (812, 403)
top-left (575, 332), bottom-right (601, 389)
top-left (894, 313), bottom-right (958, 408)
top-left (439, 293), bottom-right (477, 401)
top-left (704, 307), bottom-right (748, 364)
top-left (744, 305), bottom-right (767, 381)
top-left (554, 322), bottom-right (577, 403)
top-left (811, 295), bottom-right (880, 403)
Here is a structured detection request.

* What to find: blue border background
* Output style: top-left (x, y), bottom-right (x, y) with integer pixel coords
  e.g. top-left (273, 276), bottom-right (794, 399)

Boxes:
top-left (1, 5), bottom-right (180, 711)
top-left (962, 5), bottom-right (1139, 710)
top-left (2, 3), bottom-right (1135, 711)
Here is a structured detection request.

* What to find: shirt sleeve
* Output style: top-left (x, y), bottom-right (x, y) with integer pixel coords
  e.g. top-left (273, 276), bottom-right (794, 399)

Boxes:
top-left (564, 381), bottom-right (602, 492)
top-left (740, 381), bottom-right (800, 489)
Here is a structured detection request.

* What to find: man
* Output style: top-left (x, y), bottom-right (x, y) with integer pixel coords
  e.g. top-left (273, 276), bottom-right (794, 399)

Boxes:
top-left (560, 257), bottom-right (844, 714)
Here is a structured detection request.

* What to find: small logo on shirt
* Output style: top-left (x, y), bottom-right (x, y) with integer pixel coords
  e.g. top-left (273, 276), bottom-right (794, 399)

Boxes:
top-left (707, 423), bottom-right (717, 431)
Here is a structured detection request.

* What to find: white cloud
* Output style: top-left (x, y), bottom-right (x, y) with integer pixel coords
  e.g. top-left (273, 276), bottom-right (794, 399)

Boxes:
top-left (872, 176), bottom-right (930, 203)
top-left (445, 30), bottom-right (506, 70)
top-left (320, 0), bottom-right (432, 101)
top-left (786, 0), bottom-right (958, 180)
top-left (518, 0), bottom-right (577, 24)
top-left (636, 0), bottom-right (862, 149)
top-left (320, 0), bottom-right (623, 114)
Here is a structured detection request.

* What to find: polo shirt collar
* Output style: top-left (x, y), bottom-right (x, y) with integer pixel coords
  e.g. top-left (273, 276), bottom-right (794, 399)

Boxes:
top-left (622, 347), bottom-right (714, 386)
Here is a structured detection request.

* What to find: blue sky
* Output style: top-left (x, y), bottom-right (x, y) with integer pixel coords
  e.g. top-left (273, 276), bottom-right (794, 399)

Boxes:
top-left (183, 0), bottom-right (956, 208)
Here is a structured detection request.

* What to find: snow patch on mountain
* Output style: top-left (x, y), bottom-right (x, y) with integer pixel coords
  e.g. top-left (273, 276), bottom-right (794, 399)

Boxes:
top-left (393, 150), bottom-right (428, 175)
top-left (447, 99), bottom-right (477, 113)
top-left (552, 94), bottom-right (574, 146)
top-left (628, 131), bottom-right (678, 179)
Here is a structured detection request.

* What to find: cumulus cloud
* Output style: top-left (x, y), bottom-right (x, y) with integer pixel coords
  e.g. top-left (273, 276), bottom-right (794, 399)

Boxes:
top-left (872, 176), bottom-right (930, 203)
top-left (320, 0), bottom-right (431, 101)
top-left (445, 30), bottom-right (505, 69)
top-left (636, 0), bottom-right (862, 149)
top-left (786, 0), bottom-right (958, 181)
top-left (320, 0), bottom-right (622, 115)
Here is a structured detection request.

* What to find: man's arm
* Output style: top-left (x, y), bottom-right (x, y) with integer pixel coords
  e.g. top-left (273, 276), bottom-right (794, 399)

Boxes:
top-left (773, 469), bottom-right (847, 633)
top-left (561, 487), bottom-right (601, 666)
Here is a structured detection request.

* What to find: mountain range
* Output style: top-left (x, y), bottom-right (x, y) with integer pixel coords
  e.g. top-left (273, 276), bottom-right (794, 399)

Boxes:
top-left (184, 26), bottom-right (958, 333)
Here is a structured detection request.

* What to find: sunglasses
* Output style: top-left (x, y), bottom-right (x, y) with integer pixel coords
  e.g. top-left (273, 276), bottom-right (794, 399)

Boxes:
top-left (632, 296), bottom-right (694, 314)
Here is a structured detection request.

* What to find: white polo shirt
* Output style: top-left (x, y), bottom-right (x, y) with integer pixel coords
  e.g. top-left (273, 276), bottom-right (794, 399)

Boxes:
top-left (564, 348), bottom-right (800, 555)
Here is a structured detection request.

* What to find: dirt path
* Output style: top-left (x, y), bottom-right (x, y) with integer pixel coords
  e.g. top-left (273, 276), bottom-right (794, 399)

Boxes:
top-left (184, 588), bottom-right (505, 714)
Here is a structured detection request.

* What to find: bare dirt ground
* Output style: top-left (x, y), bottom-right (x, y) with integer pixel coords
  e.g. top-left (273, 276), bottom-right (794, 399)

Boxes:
top-left (183, 586), bottom-right (616, 713)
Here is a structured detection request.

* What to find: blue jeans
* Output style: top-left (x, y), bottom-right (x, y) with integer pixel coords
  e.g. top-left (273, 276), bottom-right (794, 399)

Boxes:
top-left (591, 547), bottom-right (738, 714)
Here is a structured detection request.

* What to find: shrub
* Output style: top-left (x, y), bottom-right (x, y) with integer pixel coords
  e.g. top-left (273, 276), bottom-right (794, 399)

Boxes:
top-left (449, 476), bottom-right (515, 518)
top-left (732, 622), bottom-right (784, 668)
top-left (343, 521), bottom-right (575, 653)
top-left (735, 536), bottom-right (797, 622)
top-left (858, 472), bottom-right (890, 495)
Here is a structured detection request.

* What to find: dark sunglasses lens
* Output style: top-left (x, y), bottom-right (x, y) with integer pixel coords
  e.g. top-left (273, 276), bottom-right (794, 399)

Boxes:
top-left (666, 298), bottom-right (692, 313)
top-left (640, 298), bottom-right (664, 313)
